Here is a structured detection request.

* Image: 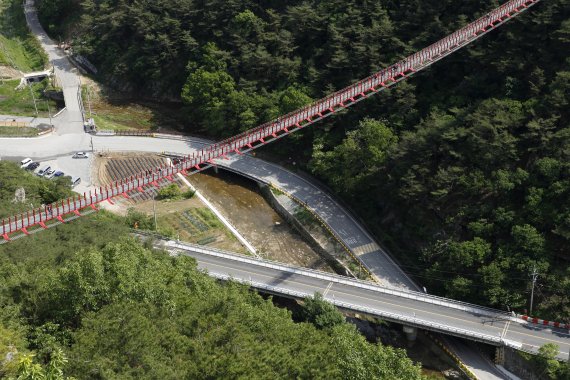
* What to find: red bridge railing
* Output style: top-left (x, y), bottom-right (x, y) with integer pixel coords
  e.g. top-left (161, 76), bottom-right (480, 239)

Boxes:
top-left (1, 0), bottom-right (541, 240)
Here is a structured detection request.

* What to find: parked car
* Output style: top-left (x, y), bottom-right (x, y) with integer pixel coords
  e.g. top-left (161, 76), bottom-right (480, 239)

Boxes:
top-left (20, 158), bottom-right (33, 168)
top-left (37, 166), bottom-right (51, 176)
top-left (53, 171), bottom-right (64, 178)
top-left (45, 169), bottom-right (57, 179)
top-left (26, 162), bottom-right (40, 171)
top-left (72, 152), bottom-right (89, 159)
top-left (71, 176), bottom-right (81, 187)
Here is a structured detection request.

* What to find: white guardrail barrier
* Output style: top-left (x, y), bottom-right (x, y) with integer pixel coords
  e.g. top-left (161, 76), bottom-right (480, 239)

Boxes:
top-left (167, 240), bottom-right (515, 323)
top-left (206, 271), bottom-right (503, 345)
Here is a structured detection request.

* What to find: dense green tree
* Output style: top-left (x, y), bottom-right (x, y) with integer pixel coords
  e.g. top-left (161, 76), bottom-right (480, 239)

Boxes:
top-left (329, 324), bottom-right (424, 380)
top-left (311, 118), bottom-right (397, 198)
top-left (299, 293), bottom-right (345, 330)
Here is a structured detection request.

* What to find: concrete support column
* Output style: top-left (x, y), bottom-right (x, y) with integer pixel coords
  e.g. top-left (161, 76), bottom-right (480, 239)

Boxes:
top-left (495, 346), bottom-right (505, 365)
top-left (402, 326), bottom-right (417, 344)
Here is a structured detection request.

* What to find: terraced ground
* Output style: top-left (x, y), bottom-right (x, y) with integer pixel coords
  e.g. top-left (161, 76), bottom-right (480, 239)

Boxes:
top-left (97, 154), bottom-right (172, 203)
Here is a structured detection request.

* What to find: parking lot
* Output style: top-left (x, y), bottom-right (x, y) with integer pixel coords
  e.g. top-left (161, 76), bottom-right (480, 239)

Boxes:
top-left (22, 153), bottom-right (93, 194)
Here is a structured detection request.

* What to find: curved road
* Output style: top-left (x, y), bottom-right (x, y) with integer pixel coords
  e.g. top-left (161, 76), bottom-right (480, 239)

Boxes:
top-left (23, 0), bottom-right (84, 135)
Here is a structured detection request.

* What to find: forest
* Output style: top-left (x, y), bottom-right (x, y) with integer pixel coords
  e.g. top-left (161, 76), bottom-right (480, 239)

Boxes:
top-left (0, 162), bottom-right (427, 379)
top-left (36, 0), bottom-right (570, 327)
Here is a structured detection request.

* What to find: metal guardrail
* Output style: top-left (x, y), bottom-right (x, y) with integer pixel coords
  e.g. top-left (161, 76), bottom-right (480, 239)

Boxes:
top-left (206, 271), bottom-right (503, 345)
top-left (161, 239), bottom-right (570, 359)
top-left (166, 240), bottom-right (513, 321)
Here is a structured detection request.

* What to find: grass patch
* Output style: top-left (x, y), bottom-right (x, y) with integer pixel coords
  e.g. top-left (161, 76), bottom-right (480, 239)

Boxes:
top-left (128, 206), bottom-right (235, 250)
top-left (0, 0), bottom-right (47, 71)
top-left (294, 206), bottom-right (318, 227)
top-left (0, 125), bottom-right (37, 136)
top-left (0, 79), bottom-right (58, 116)
top-left (91, 110), bottom-right (153, 132)
top-left (81, 85), bottom-right (187, 132)
top-left (194, 207), bottom-right (223, 229)
top-left (270, 186), bottom-right (284, 196)
top-left (157, 208), bottom-right (223, 244)
top-left (83, 86), bottom-right (154, 131)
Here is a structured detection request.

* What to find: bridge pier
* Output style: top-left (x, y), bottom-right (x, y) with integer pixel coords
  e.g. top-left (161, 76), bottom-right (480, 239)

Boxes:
top-left (402, 325), bottom-right (417, 345)
top-left (495, 346), bottom-right (505, 366)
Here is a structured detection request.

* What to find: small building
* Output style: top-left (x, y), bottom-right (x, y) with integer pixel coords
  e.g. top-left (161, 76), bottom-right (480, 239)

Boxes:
top-left (16, 68), bottom-right (53, 89)
top-left (23, 69), bottom-right (52, 83)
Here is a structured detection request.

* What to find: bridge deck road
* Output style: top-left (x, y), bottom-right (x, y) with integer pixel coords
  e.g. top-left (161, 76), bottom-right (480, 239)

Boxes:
top-left (162, 240), bottom-right (570, 361)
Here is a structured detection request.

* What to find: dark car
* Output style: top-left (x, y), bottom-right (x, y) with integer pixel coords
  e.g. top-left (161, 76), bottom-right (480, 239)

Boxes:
top-left (26, 162), bottom-right (40, 171)
top-left (37, 166), bottom-right (51, 176)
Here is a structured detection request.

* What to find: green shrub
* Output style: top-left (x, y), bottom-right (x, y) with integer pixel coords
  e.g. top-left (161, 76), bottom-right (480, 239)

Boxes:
top-left (157, 184), bottom-right (181, 200)
top-left (183, 188), bottom-right (196, 199)
top-left (126, 208), bottom-right (155, 230)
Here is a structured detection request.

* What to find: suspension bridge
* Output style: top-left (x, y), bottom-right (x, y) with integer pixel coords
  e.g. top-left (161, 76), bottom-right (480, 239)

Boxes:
top-left (0, 0), bottom-right (542, 240)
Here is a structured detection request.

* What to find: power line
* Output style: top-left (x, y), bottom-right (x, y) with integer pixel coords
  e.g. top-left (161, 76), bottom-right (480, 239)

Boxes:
top-left (402, 269), bottom-right (563, 293)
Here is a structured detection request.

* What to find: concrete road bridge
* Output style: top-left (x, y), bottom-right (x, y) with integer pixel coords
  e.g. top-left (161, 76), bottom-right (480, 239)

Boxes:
top-left (1, 0), bottom-right (561, 378)
top-left (157, 239), bottom-right (570, 363)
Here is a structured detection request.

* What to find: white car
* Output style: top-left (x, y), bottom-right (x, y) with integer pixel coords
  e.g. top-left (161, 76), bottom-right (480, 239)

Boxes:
top-left (72, 152), bottom-right (89, 159)
top-left (20, 158), bottom-right (33, 168)
top-left (45, 169), bottom-right (57, 179)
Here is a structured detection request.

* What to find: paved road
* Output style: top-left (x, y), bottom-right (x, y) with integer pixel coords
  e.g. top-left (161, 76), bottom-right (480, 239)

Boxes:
top-left (24, 0), bottom-right (83, 135)
top-left (219, 156), bottom-right (414, 288)
top-left (159, 240), bottom-right (570, 362)
top-left (0, 133), bottom-right (415, 289)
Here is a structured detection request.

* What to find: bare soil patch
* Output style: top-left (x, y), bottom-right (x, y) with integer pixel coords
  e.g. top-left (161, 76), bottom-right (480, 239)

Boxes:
top-left (0, 65), bottom-right (21, 80)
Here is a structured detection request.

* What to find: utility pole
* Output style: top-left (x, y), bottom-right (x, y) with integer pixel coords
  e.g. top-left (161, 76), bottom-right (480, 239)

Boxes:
top-left (46, 100), bottom-right (52, 126)
top-left (28, 82), bottom-right (38, 117)
top-left (529, 266), bottom-right (539, 316)
top-left (153, 194), bottom-right (158, 232)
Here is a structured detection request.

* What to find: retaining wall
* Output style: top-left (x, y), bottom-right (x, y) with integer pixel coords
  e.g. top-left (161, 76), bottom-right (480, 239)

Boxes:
top-left (259, 184), bottom-right (352, 277)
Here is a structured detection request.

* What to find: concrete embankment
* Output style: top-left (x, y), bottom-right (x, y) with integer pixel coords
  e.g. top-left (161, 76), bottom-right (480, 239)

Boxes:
top-left (259, 183), bottom-right (357, 278)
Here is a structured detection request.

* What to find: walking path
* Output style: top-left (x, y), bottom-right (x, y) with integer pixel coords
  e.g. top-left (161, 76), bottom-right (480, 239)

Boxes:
top-left (23, 0), bottom-right (83, 135)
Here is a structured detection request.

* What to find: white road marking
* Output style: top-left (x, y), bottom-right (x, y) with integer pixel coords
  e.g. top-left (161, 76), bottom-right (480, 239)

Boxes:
top-left (191, 256), bottom-right (570, 352)
top-left (501, 321), bottom-right (511, 339)
top-left (323, 281), bottom-right (334, 297)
